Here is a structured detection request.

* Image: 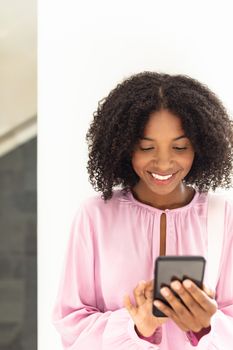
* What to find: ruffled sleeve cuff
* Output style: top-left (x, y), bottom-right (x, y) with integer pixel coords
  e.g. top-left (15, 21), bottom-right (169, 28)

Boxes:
top-left (186, 326), bottom-right (211, 346)
top-left (134, 325), bottom-right (162, 345)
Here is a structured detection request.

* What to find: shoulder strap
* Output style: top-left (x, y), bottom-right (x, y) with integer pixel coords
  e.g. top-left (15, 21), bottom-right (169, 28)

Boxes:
top-left (207, 193), bottom-right (225, 290)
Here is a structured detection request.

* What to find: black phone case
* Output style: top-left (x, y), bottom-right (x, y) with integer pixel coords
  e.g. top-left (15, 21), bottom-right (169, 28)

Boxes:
top-left (153, 256), bottom-right (206, 317)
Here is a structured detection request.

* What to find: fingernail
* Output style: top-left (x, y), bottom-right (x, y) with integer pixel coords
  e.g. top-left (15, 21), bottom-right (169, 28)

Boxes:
top-left (183, 280), bottom-right (192, 289)
top-left (171, 281), bottom-right (181, 290)
top-left (154, 300), bottom-right (161, 307)
top-left (161, 287), bottom-right (170, 297)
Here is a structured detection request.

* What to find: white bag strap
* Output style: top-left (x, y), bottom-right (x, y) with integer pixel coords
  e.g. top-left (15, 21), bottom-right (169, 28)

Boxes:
top-left (207, 193), bottom-right (225, 290)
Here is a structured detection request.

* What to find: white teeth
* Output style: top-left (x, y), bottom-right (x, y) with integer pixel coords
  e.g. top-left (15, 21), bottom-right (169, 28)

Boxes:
top-left (151, 173), bottom-right (173, 180)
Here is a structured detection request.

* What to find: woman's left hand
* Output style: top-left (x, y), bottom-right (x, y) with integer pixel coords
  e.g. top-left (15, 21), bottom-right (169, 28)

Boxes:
top-left (153, 279), bottom-right (217, 333)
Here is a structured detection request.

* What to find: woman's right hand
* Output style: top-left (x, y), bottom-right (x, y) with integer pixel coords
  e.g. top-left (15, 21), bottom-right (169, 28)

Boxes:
top-left (124, 280), bottom-right (168, 337)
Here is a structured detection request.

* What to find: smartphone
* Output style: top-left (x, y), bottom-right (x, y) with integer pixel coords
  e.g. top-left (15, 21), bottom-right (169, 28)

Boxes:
top-left (153, 255), bottom-right (206, 317)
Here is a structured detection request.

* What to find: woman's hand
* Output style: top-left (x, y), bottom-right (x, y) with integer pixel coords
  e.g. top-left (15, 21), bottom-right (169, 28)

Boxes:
top-left (124, 280), bottom-right (168, 337)
top-left (153, 279), bottom-right (217, 333)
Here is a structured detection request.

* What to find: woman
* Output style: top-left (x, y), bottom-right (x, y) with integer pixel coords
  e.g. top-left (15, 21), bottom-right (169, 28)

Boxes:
top-left (53, 72), bottom-right (233, 349)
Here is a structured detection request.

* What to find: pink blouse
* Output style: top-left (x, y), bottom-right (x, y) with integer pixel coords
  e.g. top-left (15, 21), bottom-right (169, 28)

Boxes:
top-left (52, 189), bottom-right (233, 349)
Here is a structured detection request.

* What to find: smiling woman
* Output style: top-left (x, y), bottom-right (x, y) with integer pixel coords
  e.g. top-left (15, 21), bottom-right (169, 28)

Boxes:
top-left (131, 109), bottom-right (195, 208)
top-left (52, 72), bottom-right (233, 349)
top-left (86, 72), bottom-right (233, 201)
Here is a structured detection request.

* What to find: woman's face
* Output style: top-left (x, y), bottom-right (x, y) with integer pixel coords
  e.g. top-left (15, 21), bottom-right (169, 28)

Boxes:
top-left (131, 109), bottom-right (195, 198)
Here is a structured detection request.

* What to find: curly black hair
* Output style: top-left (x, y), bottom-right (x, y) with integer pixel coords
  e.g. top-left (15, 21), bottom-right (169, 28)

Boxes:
top-left (86, 71), bottom-right (233, 200)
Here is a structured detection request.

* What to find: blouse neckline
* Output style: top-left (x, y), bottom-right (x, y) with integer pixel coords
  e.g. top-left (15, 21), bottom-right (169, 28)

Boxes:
top-left (119, 188), bottom-right (205, 214)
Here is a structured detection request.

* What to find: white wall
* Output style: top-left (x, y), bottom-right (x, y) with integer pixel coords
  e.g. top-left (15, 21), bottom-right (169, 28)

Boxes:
top-left (38, 1), bottom-right (233, 349)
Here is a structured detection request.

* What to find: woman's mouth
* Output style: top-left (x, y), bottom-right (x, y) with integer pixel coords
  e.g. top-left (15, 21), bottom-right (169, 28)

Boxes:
top-left (151, 173), bottom-right (173, 180)
top-left (147, 171), bottom-right (178, 185)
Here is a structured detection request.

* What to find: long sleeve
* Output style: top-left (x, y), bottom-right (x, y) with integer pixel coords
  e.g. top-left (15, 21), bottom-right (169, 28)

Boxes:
top-left (52, 205), bottom-right (160, 350)
top-left (184, 306), bottom-right (233, 349)
top-left (185, 197), bottom-right (233, 349)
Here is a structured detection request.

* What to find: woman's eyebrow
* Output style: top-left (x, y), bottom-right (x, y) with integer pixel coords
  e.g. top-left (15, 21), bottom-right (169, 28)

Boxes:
top-left (173, 135), bottom-right (187, 141)
top-left (141, 135), bottom-right (187, 141)
top-left (140, 137), bottom-right (154, 141)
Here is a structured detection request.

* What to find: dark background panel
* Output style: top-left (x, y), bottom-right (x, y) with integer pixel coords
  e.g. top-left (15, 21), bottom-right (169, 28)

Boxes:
top-left (0, 138), bottom-right (37, 350)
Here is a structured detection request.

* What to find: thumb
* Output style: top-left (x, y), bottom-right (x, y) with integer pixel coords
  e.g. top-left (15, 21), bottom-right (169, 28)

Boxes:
top-left (203, 284), bottom-right (215, 299)
top-left (144, 280), bottom-right (153, 300)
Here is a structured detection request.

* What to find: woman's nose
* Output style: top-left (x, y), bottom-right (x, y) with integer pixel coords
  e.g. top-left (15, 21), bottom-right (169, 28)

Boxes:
top-left (152, 151), bottom-right (173, 168)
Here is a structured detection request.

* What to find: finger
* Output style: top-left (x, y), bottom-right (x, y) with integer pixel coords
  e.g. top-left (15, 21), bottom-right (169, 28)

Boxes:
top-left (160, 287), bottom-right (191, 319)
top-left (144, 280), bottom-right (153, 301)
top-left (160, 286), bottom-right (205, 331)
top-left (170, 281), bottom-right (204, 316)
top-left (124, 295), bottom-right (137, 317)
top-left (154, 300), bottom-right (189, 332)
top-left (183, 280), bottom-right (217, 315)
top-left (133, 280), bottom-right (146, 306)
top-left (170, 280), bottom-right (212, 328)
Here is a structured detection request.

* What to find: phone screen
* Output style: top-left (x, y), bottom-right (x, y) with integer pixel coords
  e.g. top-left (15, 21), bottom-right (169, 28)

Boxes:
top-left (153, 256), bottom-right (206, 317)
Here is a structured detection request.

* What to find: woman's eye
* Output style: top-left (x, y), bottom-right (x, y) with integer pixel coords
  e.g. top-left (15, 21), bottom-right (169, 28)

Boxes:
top-left (140, 147), bottom-right (154, 151)
top-left (173, 147), bottom-right (187, 151)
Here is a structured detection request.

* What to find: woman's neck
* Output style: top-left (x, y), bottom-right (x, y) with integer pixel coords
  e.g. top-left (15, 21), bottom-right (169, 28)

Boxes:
top-left (132, 182), bottom-right (195, 210)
